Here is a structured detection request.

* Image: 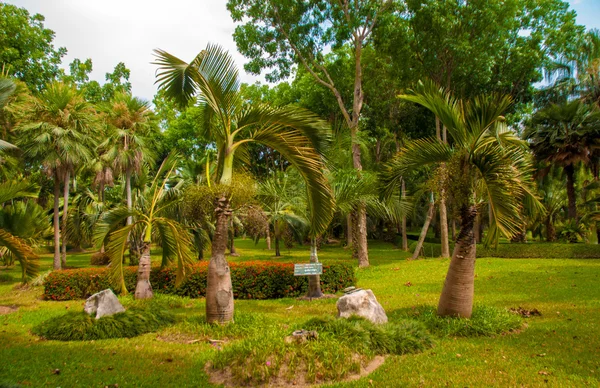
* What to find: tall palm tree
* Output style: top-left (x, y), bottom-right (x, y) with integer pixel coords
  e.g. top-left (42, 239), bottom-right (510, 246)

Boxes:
top-left (95, 153), bottom-right (195, 298)
top-left (15, 82), bottom-right (96, 270)
top-left (524, 100), bottom-right (600, 220)
top-left (385, 80), bottom-right (542, 318)
top-left (154, 44), bottom-right (334, 323)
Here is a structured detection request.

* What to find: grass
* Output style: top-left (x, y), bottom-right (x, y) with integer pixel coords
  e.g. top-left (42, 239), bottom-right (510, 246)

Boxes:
top-left (0, 238), bottom-right (599, 386)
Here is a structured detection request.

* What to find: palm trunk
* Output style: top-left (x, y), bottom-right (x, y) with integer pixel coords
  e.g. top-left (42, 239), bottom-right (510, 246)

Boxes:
top-left (437, 205), bottom-right (477, 318)
top-left (546, 217), bottom-right (556, 242)
top-left (474, 214), bottom-right (481, 243)
top-left (356, 204), bottom-right (369, 267)
top-left (61, 170), bottom-right (70, 267)
top-left (565, 164), bottom-right (577, 220)
top-left (346, 214), bottom-right (353, 248)
top-left (266, 224), bottom-right (271, 250)
top-left (412, 197), bottom-right (435, 260)
top-left (206, 196), bottom-right (234, 324)
top-left (275, 236), bottom-right (281, 257)
top-left (53, 175), bottom-right (61, 270)
top-left (306, 237), bottom-right (323, 298)
top-left (229, 219), bottom-right (238, 256)
top-left (451, 218), bottom-right (456, 240)
top-left (126, 166), bottom-right (133, 225)
top-left (439, 195), bottom-right (450, 257)
top-left (401, 179), bottom-right (408, 251)
top-left (134, 242), bottom-right (153, 299)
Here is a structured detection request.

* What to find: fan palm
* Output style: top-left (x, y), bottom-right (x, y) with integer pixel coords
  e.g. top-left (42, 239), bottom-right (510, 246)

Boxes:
top-left (524, 100), bottom-right (600, 220)
top-left (385, 80), bottom-right (542, 318)
top-left (95, 153), bottom-right (195, 298)
top-left (0, 180), bottom-right (40, 282)
top-left (154, 43), bottom-right (333, 323)
top-left (15, 82), bottom-right (96, 269)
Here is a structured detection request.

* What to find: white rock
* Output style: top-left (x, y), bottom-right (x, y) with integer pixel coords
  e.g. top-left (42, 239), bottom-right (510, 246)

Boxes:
top-left (336, 289), bottom-right (388, 324)
top-left (84, 289), bottom-right (125, 319)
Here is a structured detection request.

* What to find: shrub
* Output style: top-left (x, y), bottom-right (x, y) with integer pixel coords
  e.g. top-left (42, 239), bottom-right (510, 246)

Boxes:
top-left (43, 262), bottom-right (356, 301)
top-left (409, 241), bottom-right (600, 258)
top-left (32, 307), bottom-right (175, 341)
top-left (400, 305), bottom-right (522, 337)
top-left (90, 251), bottom-right (111, 266)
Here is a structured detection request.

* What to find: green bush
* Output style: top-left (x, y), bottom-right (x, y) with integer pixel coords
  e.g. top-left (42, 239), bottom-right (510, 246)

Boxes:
top-left (400, 305), bottom-right (522, 337)
top-left (43, 262), bottom-right (356, 301)
top-left (409, 241), bottom-right (600, 258)
top-left (31, 307), bottom-right (175, 341)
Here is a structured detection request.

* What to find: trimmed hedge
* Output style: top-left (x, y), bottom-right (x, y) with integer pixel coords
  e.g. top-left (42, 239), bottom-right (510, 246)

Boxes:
top-left (409, 241), bottom-right (600, 259)
top-left (43, 261), bottom-right (356, 301)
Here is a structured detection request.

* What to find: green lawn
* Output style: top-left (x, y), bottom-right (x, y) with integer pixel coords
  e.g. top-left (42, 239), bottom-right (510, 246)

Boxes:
top-left (1, 239), bottom-right (599, 387)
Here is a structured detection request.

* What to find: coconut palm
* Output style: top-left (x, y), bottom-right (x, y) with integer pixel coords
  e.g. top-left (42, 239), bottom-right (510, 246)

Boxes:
top-left (0, 180), bottom-right (40, 282)
top-left (524, 100), bottom-right (600, 220)
top-left (385, 80), bottom-right (542, 318)
top-left (154, 43), bottom-right (333, 323)
top-left (15, 82), bottom-right (96, 269)
top-left (94, 153), bottom-right (195, 298)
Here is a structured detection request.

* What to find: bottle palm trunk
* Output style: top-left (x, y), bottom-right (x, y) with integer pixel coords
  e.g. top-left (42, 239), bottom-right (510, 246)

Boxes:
top-left (437, 205), bottom-right (477, 318)
top-left (306, 237), bottom-right (323, 298)
top-left (134, 242), bottom-right (153, 299)
top-left (206, 196), bottom-right (234, 324)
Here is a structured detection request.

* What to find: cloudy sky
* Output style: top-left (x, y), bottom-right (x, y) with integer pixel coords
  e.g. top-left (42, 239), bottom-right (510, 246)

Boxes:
top-left (6, 0), bottom-right (600, 102)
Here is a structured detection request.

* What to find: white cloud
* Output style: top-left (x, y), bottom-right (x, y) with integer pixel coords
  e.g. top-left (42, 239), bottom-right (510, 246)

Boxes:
top-left (5, 0), bottom-right (262, 102)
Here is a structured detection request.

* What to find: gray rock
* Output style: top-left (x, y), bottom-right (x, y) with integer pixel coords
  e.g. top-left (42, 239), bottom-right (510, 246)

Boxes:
top-left (336, 289), bottom-right (388, 324)
top-left (84, 289), bottom-right (125, 319)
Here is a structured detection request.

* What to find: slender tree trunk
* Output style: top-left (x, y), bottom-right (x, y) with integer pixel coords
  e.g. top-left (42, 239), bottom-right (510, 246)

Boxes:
top-left (265, 224), bottom-right (271, 250)
top-left (437, 205), bottom-right (477, 318)
top-left (436, 118), bottom-right (450, 258)
top-left (61, 170), bottom-right (70, 267)
top-left (401, 179), bottom-right (408, 251)
top-left (474, 214), bottom-right (481, 243)
top-left (134, 242), bottom-right (153, 299)
top-left (565, 164), bottom-right (577, 220)
top-left (126, 166), bottom-right (133, 225)
top-left (53, 175), bottom-right (61, 270)
top-left (451, 218), bottom-right (456, 241)
top-left (206, 196), bottom-right (234, 324)
top-left (275, 236), bottom-right (281, 257)
top-left (346, 214), bottom-right (353, 248)
top-left (546, 217), bottom-right (556, 242)
top-left (412, 196), bottom-right (435, 260)
top-left (228, 219), bottom-right (239, 256)
top-left (306, 237), bottom-right (323, 298)
top-left (356, 205), bottom-right (369, 267)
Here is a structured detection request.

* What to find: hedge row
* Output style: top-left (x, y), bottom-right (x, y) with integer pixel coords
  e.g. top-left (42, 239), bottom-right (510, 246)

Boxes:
top-left (409, 241), bottom-right (600, 259)
top-left (43, 261), bottom-right (356, 301)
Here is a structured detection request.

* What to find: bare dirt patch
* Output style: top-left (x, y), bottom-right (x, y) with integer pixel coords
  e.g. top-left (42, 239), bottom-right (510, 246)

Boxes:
top-left (0, 305), bottom-right (18, 315)
top-left (205, 355), bottom-right (386, 387)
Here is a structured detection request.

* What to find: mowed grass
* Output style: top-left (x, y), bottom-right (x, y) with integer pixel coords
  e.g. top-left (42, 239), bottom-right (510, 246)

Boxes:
top-left (0, 239), bottom-right (599, 387)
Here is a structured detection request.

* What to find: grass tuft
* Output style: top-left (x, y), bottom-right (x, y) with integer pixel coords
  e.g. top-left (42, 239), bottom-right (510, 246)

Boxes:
top-left (401, 305), bottom-right (523, 337)
top-left (32, 306), bottom-right (176, 341)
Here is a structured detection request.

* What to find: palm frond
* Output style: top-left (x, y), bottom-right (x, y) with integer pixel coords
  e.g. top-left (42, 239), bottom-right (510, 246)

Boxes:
top-left (0, 228), bottom-right (39, 282)
top-left (105, 224), bottom-right (135, 294)
top-left (153, 217), bottom-right (195, 286)
top-left (0, 180), bottom-right (38, 203)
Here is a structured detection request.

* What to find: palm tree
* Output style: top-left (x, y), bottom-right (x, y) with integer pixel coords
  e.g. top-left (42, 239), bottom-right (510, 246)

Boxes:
top-left (95, 153), bottom-right (195, 298)
top-left (524, 100), bottom-right (600, 220)
top-left (15, 82), bottom-right (96, 270)
top-left (0, 180), bottom-right (40, 282)
top-left (385, 80), bottom-right (541, 318)
top-left (154, 44), bottom-right (334, 323)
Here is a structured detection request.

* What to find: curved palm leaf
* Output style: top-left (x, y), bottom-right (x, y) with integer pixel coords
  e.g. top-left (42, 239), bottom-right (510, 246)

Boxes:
top-left (0, 229), bottom-right (39, 282)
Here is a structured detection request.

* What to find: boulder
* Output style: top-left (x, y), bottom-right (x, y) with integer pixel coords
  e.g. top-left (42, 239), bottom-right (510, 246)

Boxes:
top-left (84, 289), bottom-right (125, 319)
top-left (336, 289), bottom-right (388, 324)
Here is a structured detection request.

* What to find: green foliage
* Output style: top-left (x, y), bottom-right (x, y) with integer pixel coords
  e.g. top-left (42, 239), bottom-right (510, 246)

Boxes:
top-left (400, 305), bottom-right (523, 337)
top-left (32, 307), bottom-right (175, 341)
top-left (43, 262), bottom-right (356, 300)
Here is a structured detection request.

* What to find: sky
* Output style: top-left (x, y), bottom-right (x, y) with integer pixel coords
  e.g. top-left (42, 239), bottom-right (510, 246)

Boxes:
top-left (5, 0), bottom-right (600, 103)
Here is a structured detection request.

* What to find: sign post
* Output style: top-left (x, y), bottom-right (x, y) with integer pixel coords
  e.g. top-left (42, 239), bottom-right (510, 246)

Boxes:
top-left (294, 263), bottom-right (323, 276)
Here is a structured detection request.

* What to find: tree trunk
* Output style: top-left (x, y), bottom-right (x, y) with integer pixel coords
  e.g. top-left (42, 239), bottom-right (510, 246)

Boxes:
top-left (356, 204), bottom-right (369, 267)
top-left (474, 213), bottom-right (481, 243)
top-left (53, 175), bottom-right (61, 270)
top-left (266, 224), bottom-right (271, 250)
top-left (346, 214), bottom-right (353, 248)
top-left (439, 195), bottom-right (450, 257)
top-left (126, 166), bottom-right (133, 225)
top-left (275, 236), bottom-right (281, 257)
top-left (206, 196), bottom-right (234, 324)
top-left (134, 242), bottom-right (153, 299)
top-left (437, 205), bottom-right (477, 318)
top-left (565, 164), bottom-right (577, 220)
top-left (228, 219), bottom-right (239, 256)
top-left (546, 217), bottom-right (556, 242)
top-left (61, 170), bottom-right (70, 267)
top-left (451, 218), bottom-right (456, 241)
top-left (412, 196), bottom-right (435, 260)
top-left (306, 237), bottom-right (323, 299)
top-left (401, 179), bottom-right (408, 251)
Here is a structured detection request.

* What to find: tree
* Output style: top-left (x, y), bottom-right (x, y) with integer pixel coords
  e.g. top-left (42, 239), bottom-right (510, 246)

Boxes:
top-left (95, 153), bottom-right (195, 298)
top-left (525, 100), bottom-right (600, 220)
top-left (15, 82), bottom-right (96, 270)
top-left (0, 3), bottom-right (66, 91)
top-left (228, 0), bottom-right (394, 268)
top-left (385, 81), bottom-right (541, 317)
top-left (154, 43), bottom-right (334, 323)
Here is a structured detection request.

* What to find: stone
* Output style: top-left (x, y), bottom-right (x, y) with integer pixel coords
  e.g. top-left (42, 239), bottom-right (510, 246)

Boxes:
top-left (84, 289), bottom-right (125, 319)
top-left (336, 289), bottom-right (388, 324)
top-left (285, 329), bottom-right (319, 344)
